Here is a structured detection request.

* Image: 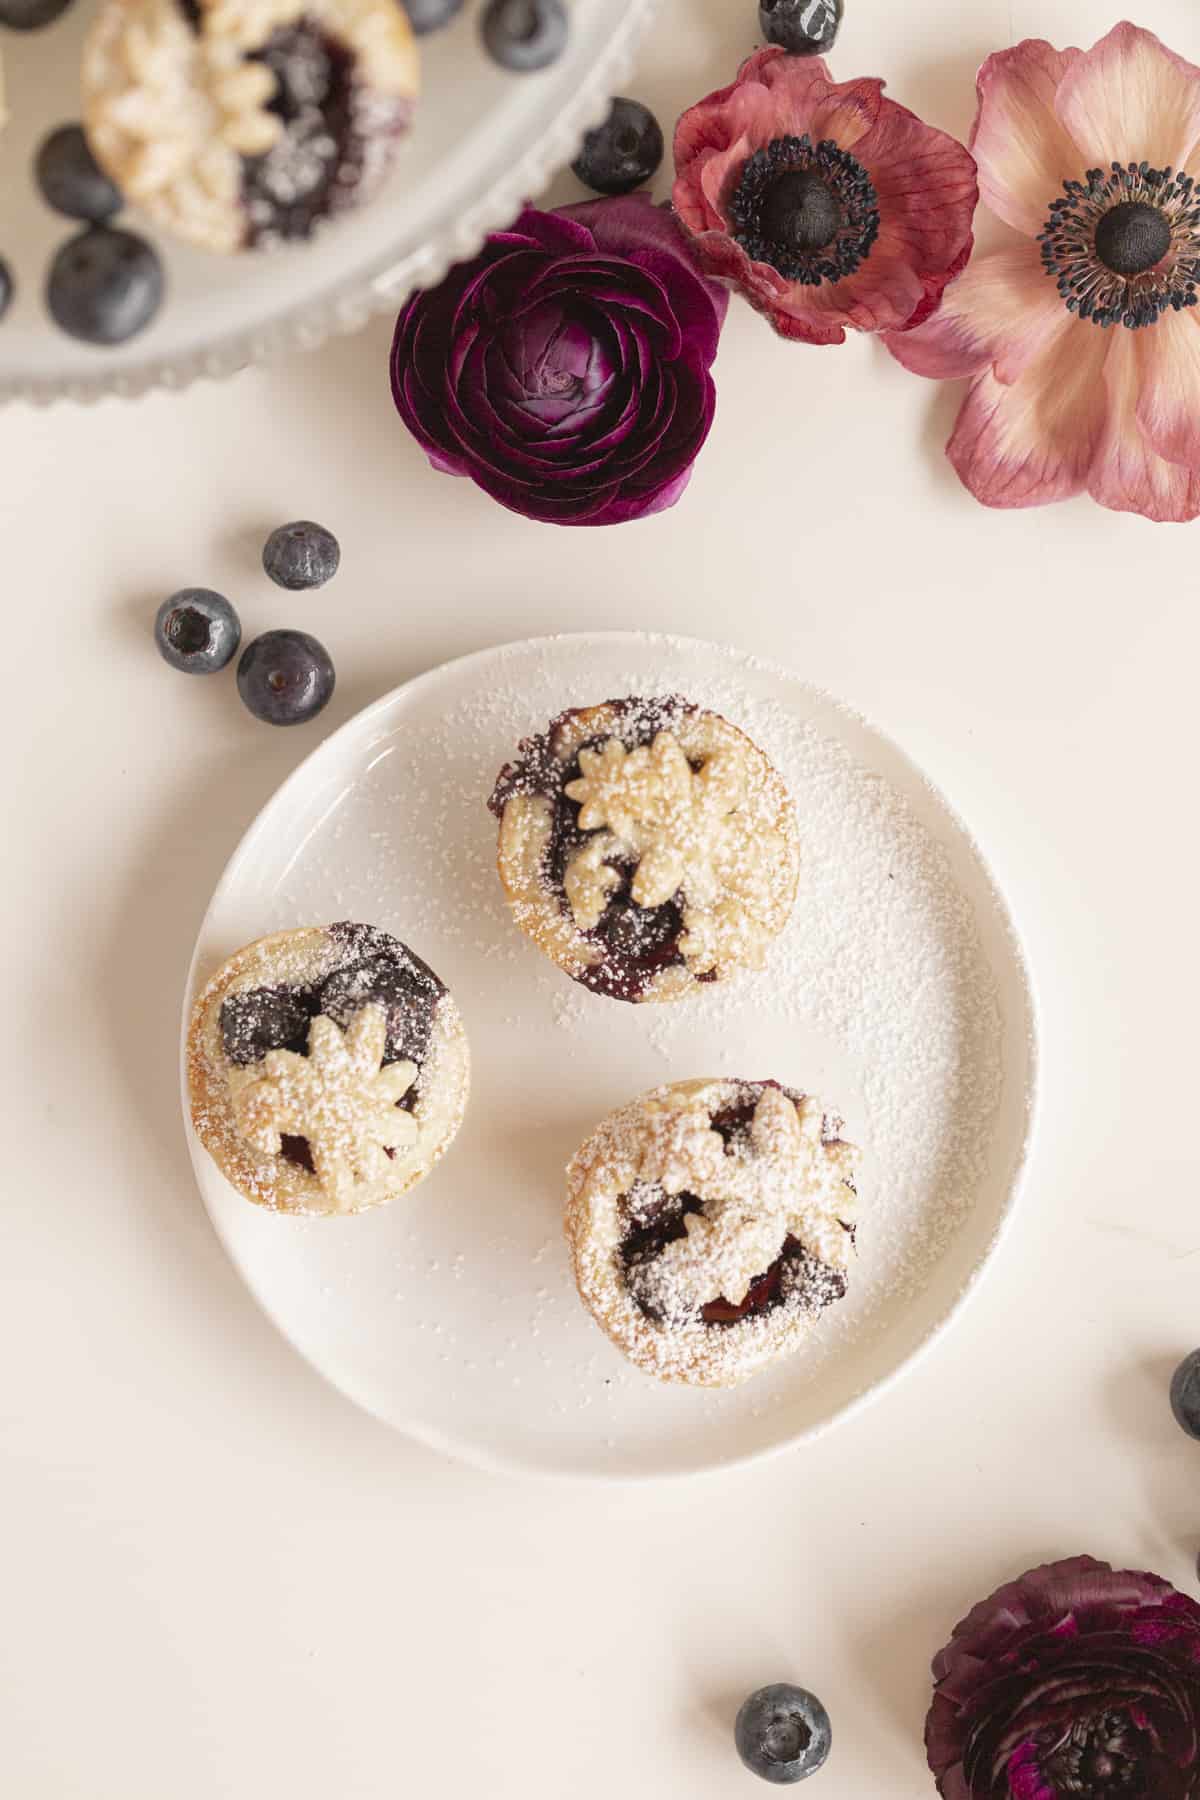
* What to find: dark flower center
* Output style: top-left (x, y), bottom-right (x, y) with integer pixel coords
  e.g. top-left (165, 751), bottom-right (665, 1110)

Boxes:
top-left (760, 169), bottom-right (841, 253)
top-left (1039, 161), bottom-right (1200, 328)
top-left (538, 366), bottom-right (580, 397)
top-left (729, 134), bottom-right (879, 285)
top-left (1095, 200), bottom-right (1172, 275)
top-left (1039, 1708), bottom-right (1146, 1795)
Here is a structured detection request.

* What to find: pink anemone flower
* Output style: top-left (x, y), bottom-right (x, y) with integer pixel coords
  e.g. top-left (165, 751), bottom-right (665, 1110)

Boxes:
top-left (671, 46), bottom-right (978, 345)
top-left (887, 22), bottom-right (1200, 523)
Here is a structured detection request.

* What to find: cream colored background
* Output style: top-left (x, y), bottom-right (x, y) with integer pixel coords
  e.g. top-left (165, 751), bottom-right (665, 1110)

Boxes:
top-left (5, 0), bottom-right (1200, 1793)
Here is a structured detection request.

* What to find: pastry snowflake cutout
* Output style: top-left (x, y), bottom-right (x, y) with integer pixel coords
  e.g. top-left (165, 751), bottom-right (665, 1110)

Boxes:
top-left (233, 1003), bottom-right (418, 1211)
top-left (562, 731), bottom-right (783, 973)
top-left (630, 1087), bottom-right (857, 1325)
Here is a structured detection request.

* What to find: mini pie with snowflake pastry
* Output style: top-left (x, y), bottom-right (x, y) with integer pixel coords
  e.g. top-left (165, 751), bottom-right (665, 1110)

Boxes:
top-left (488, 696), bottom-right (800, 1003)
top-left (187, 923), bottom-right (468, 1216)
top-left (565, 1079), bottom-right (859, 1387)
top-left (81, 0), bottom-right (419, 255)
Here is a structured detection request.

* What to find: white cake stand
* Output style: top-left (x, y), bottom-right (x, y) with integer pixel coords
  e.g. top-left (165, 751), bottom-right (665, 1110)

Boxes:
top-left (0, 0), bottom-right (657, 403)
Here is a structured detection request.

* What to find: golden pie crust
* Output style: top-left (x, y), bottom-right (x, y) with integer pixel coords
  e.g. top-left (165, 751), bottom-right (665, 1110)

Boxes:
top-left (565, 1078), bottom-right (858, 1388)
top-left (187, 925), bottom-right (468, 1217)
top-left (492, 699), bottom-right (800, 1005)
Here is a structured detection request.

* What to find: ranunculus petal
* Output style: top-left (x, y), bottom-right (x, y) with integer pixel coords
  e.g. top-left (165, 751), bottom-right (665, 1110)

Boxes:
top-left (1134, 310), bottom-right (1200, 473)
top-left (971, 38), bottom-right (1082, 237)
top-left (1055, 22), bottom-right (1200, 175)
top-left (1088, 327), bottom-right (1200, 522)
top-left (390, 197), bottom-right (726, 526)
top-left (945, 316), bottom-right (1111, 508)
top-left (490, 207), bottom-right (597, 259)
top-left (561, 191), bottom-right (728, 340)
top-left (885, 244), bottom-right (1064, 382)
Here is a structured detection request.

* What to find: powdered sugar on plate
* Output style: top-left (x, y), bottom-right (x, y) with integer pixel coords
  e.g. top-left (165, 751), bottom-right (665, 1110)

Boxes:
top-left (185, 634), bottom-right (1036, 1478)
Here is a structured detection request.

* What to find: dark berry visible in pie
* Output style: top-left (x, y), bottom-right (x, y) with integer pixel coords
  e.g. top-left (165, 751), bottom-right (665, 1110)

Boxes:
top-left (759, 0), bottom-right (842, 56)
top-left (154, 589), bottom-right (241, 675)
top-left (735, 1685), bottom-right (832, 1783)
top-left (237, 629), bottom-right (335, 726)
top-left (572, 98), bottom-right (664, 196)
top-left (0, 260), bottom-right (13, 323)
top-left (262, 520), bottom-right (341, 591)
top-left (317, 957), bottom-right (439, 1067)
top-left (35, 125), bottom-right (123, 222)
top-left (481, 0), bottom-right (567, 71)
top-left (220, 986), bottom-right (312, 1065)
top-left (599, 897), bottom-right (681, 962)
top-left (46, 226), bottom-right (164, 344)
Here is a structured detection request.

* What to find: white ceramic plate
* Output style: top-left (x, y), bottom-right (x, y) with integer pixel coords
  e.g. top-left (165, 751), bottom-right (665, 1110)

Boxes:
top-left (182, 633), bottom-right (1038, 1479)
top-left (0, 0), bottom-right (655, 404)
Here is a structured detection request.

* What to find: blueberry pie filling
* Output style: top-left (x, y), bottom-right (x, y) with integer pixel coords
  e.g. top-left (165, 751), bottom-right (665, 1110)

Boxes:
top-left (490, 696), bottom-right (800, 1004)
top-left (566, 1078), bottom-right (859, 1387)
top-left (217, 927), bottom-right (447, 1177)
top-left (188, 923), bottom-right (468, 1216)
top-left (82, 0), bottom-right (419, 255)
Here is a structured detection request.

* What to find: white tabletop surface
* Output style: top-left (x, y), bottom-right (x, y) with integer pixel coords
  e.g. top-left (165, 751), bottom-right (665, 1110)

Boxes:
top-left (6, 0), bottom-right (1200, 1793)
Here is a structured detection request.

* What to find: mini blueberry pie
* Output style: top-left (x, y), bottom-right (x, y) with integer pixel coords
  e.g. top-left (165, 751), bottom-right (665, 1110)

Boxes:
top-left (187, 922), bottom-right (468, 1215)
top-left (488, 696), bottom-right (800, 1003)
top-left (565, 1078), bottom-right (858, 1387)
top-left (81, 0), bottom-right (419, 254)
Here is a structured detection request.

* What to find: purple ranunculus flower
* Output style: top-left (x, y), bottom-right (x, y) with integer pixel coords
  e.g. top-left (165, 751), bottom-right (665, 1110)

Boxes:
top-left (390, 194), bottom-right (728, 526)
top-left (927, 1556), bottom-right (1200, 1799)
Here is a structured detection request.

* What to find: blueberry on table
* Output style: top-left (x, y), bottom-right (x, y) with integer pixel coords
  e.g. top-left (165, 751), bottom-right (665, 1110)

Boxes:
top-left (262, 520), bottom-right (341, 591)
top-left (735, 1686), bottom-right (832, 1784)
top-left (402, 0), bottom-right (464, 31)
top-left (1171, 1351), bottom-right (1200, 1440)
top-left (481, 0), bottom-right (567, 72)
top-left (0, 0), bottom-right (75, 27)
top-left (45, 227), bottom-right (163, 345)
top-left (155, 590), bottom-right (242, 675)
top-left (759, 0), bottom-right (842, 56)
top-left (573, 99), bottom-right (664, 196)
top-left (0, 259), bottom-right (13, 324)
top-left (36, 125), bottom-right (123, 222)
top-left (237, 629), bottom-right (336, 726)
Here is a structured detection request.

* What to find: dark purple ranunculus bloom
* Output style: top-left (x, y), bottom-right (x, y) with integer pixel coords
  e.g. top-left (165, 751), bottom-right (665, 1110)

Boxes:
top-left (927, 1556), bottom-right (1200, 1799)
top-left (390, 194), bottom-right (728, 526)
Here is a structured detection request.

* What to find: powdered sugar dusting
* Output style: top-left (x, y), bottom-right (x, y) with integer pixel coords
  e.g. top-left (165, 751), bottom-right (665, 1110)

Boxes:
top-left (194, 636), bottom-right (1032, 1475)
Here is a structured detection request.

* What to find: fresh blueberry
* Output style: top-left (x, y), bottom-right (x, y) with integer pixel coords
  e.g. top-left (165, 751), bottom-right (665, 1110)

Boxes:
top-left (0, 0), bottom-right (74, 27)
top-left (481, 0), bottom-right (567, 72)
top-left (0, 259), bottom-right (13, 324)
top-left (572, 98), bottom-right (664, 196)
top-left (402, 0), bottom-right (464, 31)
top-left (36, 125), bottom-right (123, 222)
top-left (759, 0), bottom-right (842, 56)
top-left (1171, 1351), bottom-right (1200, 1440)
top-left (735, 1686), bottom-right (831, 1784)
top-left (262, 520), bottom-right (341, 591)
top-left (237, 629), bottom-right (335, 726)
top-left (155, 589), bottom-right (242, 674)
top-left (46, 226), bottom-right (164, 345)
